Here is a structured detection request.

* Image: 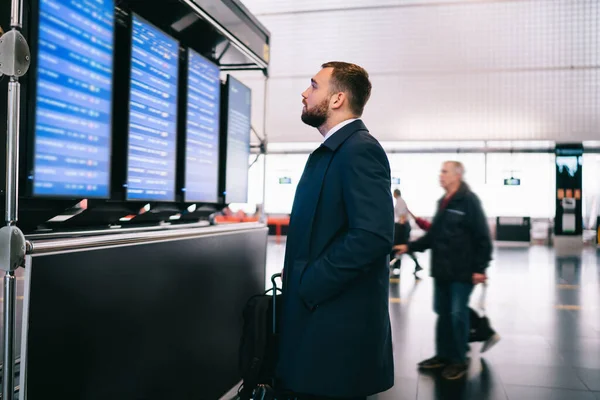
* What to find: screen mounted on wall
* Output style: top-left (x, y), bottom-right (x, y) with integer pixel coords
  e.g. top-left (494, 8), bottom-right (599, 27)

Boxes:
top-left (32, 0), bottom-right (115, 198)
top-left (184, 49), bottom-right (220, 203)
top-left (126, 14), bottom-right (179, 202)
top-left (223, 75), bottom-right (251, 204)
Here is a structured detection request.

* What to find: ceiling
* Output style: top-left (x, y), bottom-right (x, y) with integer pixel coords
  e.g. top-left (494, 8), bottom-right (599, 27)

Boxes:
top-left (235, 0), bottom-right (600, 143)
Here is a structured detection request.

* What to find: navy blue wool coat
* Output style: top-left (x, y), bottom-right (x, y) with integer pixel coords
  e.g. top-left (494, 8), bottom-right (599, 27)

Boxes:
top-left (276, 120), bottom-right (395, 398)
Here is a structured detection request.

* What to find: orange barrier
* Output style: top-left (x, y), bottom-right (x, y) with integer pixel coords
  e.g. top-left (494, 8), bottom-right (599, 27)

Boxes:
top-left (213, 215), bottom-right (290, 243)
top-left (267, 217), bottom-right (290, 244)
top-left (214, 215), bottom-right (242, 224)
top-left (213, 215), bottom-right (259, 224)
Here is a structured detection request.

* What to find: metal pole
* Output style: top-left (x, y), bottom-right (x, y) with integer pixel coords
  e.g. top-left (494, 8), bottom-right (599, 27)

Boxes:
top-left (1, 1), bottom-right (29, 398)
top-left (2, 273), bottom-right (16, 400)
top-left (18, 255), bottom-right (32, 400)
top-left (260, 76), bottom-right (268, 223)
top-left (10, 0), bottom-right (23, 28)
top-left (6, 80), bottom-right (20, 223)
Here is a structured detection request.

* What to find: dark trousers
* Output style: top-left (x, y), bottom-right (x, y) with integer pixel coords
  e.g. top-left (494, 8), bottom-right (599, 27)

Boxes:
top-left (393, 222), bottom-right (410, 246)
top-left (434, 279), bottom-right (474, 363)
top-left (391, 223), bottom-right (420, 268)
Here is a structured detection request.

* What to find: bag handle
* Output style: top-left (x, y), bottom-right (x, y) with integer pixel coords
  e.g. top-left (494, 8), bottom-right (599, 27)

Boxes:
top-left (478, 281), bottom-right (488, 316)
top-left (271, 273), bottom-right (282, 335)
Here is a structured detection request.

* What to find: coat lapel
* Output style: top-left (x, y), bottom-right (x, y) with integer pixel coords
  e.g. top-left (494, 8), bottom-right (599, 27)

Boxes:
top-left (287, 145), bottom-right (333, 263)
top-left (286, 120), bottom-right (366, 267)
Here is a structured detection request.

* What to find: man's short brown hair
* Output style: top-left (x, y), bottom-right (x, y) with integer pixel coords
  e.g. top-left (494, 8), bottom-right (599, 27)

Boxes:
top-left (322, 61), bottom-right (372, 117)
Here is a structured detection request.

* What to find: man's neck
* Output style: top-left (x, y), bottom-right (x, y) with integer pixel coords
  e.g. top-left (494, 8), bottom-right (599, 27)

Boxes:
top-left (318, 113), bottom-right (356, 137)
top-left (445, 182), bottom-right (461, 198)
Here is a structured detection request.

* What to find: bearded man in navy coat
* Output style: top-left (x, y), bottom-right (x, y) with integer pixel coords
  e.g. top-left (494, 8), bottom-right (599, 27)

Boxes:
top-left (276, 61), bottom-right (395, 400)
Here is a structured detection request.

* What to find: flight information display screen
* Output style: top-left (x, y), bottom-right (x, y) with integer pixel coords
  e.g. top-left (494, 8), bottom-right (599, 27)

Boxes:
top-left (126, 14), bottom-right (179, 202)
top-left (184, 49), bottom-right (220, 203)
top-left (32, 0), bottom-right (115, 198)
top-left (224, 76), bottom-right (251, 204)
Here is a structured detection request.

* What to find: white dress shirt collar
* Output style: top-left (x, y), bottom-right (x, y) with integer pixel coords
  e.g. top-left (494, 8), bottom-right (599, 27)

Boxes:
top-left (323, 118), bottom-right (359, 142)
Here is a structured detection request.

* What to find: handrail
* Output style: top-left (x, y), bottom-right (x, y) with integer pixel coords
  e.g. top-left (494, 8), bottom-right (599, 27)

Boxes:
top-left (0, 385), bottom-right (20, 399)
top-left (24, 220), bottom-right (211, 241)
top-left (27, 223), bottom-right (266, 256)
top-left (0, 358), bottom-right (20, 372)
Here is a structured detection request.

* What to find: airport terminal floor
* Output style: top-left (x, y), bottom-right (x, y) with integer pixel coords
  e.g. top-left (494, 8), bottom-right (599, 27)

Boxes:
top-left (264, 238), bottom-right (600, 400)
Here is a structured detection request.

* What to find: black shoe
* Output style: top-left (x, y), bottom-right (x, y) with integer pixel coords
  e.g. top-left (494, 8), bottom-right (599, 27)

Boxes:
top-left (442, 362), bottom-right (469, 380)
top-left (418, 356), bottom-right (448, 370)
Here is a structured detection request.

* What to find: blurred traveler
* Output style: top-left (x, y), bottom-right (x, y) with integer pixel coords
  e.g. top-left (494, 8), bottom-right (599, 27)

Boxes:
top-left (391, 189), bottom-right (422, 276)
top-left (395, 161), bottom-right (493, 380)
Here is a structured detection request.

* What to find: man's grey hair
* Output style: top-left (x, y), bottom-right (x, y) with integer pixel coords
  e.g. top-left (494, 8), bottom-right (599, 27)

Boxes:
top-left (446, 161), bottom-right (465, 177)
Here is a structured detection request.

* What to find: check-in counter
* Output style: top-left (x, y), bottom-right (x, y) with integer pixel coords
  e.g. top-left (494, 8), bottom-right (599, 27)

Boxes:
top-left (19, 223), bottom-right (267, 400)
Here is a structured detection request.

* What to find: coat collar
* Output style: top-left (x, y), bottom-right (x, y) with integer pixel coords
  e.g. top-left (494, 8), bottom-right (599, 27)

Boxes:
top-left (453, 182), bottom-right (470, 200)
top-left (322, 119), bottom-right (368, 151)
top-left (441, 182), bottom-right (470, 204)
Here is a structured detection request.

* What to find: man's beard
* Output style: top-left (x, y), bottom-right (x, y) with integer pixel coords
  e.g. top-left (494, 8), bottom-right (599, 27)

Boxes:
top-left (301, 97), bottom-right (329, 128)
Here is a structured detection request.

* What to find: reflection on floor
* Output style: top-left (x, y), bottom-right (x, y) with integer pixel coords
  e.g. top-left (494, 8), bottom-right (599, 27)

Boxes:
top-left (266, 237), bottom-right (600, 400)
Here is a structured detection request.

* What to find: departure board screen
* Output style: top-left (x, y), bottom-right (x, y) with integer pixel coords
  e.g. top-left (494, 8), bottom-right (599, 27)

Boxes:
top-left (32, 0), bottom-right (115, 198)
top-left (126, 14), bottom-right (179, 202)
top-left (224, 76), bottom-right (251, 204)
top-left (184, 50), bottom-right (220, 203)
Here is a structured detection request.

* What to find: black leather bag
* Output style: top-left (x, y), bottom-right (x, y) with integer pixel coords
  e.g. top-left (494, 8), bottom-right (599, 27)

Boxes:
top-left (238, 274), bottom-right (282, 400)
top-left (468, 283), bottom-right (494, 342)
top-left (469, 308), bottom-right (493, 342)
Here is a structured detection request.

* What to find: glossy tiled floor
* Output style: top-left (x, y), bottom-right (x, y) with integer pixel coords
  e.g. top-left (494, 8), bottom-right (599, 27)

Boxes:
top-left (265, 238), bottom-right (600, 400)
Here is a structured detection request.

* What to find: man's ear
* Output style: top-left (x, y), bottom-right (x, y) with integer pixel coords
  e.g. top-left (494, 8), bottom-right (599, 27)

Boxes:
top-left (329, 92), bottom-right (346, 110)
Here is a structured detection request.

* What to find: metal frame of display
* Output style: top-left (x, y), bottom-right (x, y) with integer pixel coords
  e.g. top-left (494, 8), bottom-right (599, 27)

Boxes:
top-left (0, 0), bottom-right (270, 398)
top-left (0, 0), bottom-right (30, 398)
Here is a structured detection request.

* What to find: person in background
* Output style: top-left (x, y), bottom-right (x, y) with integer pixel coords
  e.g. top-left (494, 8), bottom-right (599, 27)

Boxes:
top-left (406, 209), bottom-right (501, 354)
top-left (221, 206), bottom-right (233, 217)
top-left (277, 62), bottom-right (394, 399)
top-left (395, 161), bottom-right (492, 380)
top-left (391, 189), bottom-right (422, 276)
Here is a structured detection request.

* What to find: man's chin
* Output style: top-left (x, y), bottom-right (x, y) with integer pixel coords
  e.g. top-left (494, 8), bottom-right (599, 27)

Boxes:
top-left (301, 107), bottom-right (327, 128)
top-left (301, 116), bottom-right (323, 128)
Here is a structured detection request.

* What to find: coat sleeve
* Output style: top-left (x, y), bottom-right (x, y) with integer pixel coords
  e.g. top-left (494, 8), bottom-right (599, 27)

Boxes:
top-left (297, 137), bottom-right (394, 310)
top-left (407, 229), bottom-right (432, 253)
top-left (414, 217), bottom-right (432, 231)
top-left (408, 207), bottom-right (437, 252)
top-left (467, 193), bottom-right (492, 273)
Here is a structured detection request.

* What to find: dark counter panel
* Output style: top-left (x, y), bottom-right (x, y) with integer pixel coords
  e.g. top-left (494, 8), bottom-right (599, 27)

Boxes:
top-left (25, 227), bottom-right (267, 400)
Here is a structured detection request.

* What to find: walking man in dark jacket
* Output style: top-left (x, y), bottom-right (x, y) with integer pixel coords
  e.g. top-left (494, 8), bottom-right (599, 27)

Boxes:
top-left (395, 161), bottom-right (492, 380)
